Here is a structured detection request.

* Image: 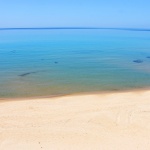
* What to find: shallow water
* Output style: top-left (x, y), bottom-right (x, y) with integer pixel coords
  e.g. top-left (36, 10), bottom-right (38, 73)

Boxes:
top-left (0, 29), bottom-right (150, 98)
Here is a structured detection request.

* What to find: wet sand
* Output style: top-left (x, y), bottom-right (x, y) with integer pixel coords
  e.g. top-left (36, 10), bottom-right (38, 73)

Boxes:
top-left (0, 90), bottom-right (150, 150)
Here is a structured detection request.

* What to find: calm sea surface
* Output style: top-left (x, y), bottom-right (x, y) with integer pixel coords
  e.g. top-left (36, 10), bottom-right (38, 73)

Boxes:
top-left (0, 29), bottom-right (150, 98)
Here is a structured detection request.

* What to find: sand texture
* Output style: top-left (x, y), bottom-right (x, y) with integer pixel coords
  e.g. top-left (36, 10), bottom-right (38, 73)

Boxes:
top-left (0, 90), bottom-right (150, 150)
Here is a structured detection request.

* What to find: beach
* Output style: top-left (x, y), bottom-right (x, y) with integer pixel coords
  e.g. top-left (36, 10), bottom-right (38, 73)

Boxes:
top-left (0, 90), bottom-right (150, 150)
top-left (1, 0), bottom-right (150, 149)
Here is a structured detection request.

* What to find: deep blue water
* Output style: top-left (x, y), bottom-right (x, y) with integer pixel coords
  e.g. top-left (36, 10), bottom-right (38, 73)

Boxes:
top-left (0, 29), bottom-right (150, 98)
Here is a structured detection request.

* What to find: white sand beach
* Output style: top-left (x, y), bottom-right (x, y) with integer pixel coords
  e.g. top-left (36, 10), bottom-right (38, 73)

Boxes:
top-left (0, 90), bottom-right (150, 150)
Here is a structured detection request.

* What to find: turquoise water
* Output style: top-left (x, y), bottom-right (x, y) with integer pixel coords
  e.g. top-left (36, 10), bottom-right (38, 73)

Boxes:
top-left (0, 29), bottom-right (150, 98)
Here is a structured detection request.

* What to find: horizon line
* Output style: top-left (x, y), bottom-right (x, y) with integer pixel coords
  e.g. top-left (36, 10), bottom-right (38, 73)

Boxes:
top-left (0, 27), bottom-right (150, 31)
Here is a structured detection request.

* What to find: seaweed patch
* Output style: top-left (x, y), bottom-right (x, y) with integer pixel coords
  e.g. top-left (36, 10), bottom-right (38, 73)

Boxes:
top-left (19, 70), bottom-right (47, 77)
top-left (133, 59), bottom-right (143, 63)
top-left (19, 71), bottom-right (38, 77)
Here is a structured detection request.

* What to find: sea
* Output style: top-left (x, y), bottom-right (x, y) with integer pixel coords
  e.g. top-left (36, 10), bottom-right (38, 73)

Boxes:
top-left (0, 28), bottom-right (150, 98)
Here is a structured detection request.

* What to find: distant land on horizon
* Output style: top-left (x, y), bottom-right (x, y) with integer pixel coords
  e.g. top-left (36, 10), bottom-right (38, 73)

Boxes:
top-left (0, 27), bottom-right (150, 31)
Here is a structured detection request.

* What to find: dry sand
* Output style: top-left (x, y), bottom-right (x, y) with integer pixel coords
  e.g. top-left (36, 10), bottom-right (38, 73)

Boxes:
top-left (0, 90), bottom-right (150, 150)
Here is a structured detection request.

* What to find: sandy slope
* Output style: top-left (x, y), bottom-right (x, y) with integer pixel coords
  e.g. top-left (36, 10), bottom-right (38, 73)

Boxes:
top-left (0, 90), bottom-right (150, 150)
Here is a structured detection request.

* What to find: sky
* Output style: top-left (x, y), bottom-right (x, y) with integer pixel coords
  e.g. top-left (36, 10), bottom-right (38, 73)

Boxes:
top-left (0, 0), bottom-right (150, 28)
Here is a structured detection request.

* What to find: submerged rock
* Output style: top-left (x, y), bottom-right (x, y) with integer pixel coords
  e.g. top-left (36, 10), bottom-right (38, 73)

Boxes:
top-left (10, 50), bottom-right (16, 53)
top-left (133, 59), bottom-right (143, 63)
top-left (19, 71), bottom-right (37, 77)
top-left (19, 70), bottom-right (47, 77)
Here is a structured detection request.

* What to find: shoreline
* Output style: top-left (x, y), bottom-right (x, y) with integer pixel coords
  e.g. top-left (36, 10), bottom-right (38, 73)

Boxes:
top-left (1, 89), bottom-right (150, 149)
top-left (1, 87), bottom-right (150, 102)
top-left (0, 88), bottom-right (150, 103)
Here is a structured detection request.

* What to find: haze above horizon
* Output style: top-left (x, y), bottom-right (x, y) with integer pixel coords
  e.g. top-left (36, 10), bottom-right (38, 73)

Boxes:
top-left (0, 0), bottom-right (150, 28)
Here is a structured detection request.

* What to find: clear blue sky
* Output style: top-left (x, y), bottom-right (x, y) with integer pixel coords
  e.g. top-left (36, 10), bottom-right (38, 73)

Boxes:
top-left (0, 0), bottom-right (150, 28)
